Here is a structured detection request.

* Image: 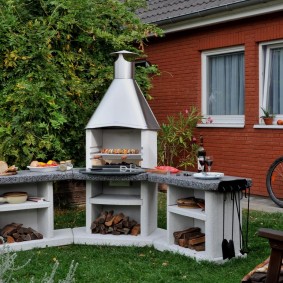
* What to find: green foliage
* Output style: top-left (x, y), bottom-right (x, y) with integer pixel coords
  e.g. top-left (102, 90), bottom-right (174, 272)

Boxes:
top-left (0, 0), bottom-right (162, 168)
top-left (157, 107), bottom-right (202, 169)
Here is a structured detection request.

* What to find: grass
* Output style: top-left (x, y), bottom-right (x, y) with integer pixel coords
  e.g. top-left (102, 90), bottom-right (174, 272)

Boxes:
top-left (7, 192), bottom-right (283, 282)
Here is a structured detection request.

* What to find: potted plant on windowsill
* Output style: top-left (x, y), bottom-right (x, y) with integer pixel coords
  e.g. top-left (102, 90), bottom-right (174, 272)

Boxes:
top-left (260, 107), bottom-right (274, 125)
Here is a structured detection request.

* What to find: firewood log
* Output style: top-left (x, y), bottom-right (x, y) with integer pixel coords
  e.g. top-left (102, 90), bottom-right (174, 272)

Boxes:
top-left (1, 223), bottom-right (22, 237)
top-left (105, 216), bottom-right (115, 227)
top-left (6, 235), bottom-right (15, 243)
top-left (193, 243), bottom-right (205, 251)
top-left (22, 234), bottom-right (32, 241)
top-left (113, 213), bottom-right (125, 225)
top-left (90, 222), bottom-right (97, 230)
top-left (178, 238), bottom-right (188, 248)
top-left (128, 220), bottom-right (137, 229)
top-left (114, 222), bottom-right (123, 229)
top-left (188, 235), bottom-right (205, 246)
top-left (122, 216), bottom-right (129, 227)
top-left (105, 210), bottom-right (114, 222)
top-left (130, 224), bottom-right (140, 236)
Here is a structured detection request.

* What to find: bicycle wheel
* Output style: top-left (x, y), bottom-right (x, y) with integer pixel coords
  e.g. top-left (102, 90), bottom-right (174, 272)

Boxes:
top-left (266, 156), bottom-right (283, 208)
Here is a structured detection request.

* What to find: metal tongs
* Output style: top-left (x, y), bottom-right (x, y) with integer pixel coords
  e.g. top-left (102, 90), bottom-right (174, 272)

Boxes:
top-left (119, 164), bottom-right (142, 172)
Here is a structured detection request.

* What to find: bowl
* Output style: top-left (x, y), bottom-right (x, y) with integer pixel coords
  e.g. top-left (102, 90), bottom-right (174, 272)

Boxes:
top-left (0, 192), bottom-right (28, 204)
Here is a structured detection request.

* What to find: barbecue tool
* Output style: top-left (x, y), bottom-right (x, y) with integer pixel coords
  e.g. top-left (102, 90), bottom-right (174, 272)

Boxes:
top-left (235, 188), bottom-right (250, 255)
top-left (227, 191), bottom-right (235, 259)
top-left (218, 179), bottom-right (250, 260)
top-left (222, 192), bottom-right (230, 259)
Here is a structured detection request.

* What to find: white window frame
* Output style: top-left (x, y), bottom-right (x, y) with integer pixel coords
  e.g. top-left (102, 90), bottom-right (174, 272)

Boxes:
top-left (200, 46), bottom-right (245, 128)
top-left (259, 39), bottom-right (283, 123)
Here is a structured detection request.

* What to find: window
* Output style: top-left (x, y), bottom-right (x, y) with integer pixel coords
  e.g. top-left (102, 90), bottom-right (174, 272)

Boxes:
top-left (260, 40), bottom-right (283, 120)
top-left (201, 46), bottom-right (245, 126)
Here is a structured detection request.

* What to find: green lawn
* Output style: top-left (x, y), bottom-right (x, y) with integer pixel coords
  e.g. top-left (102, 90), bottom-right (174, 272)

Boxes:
top-left (6, 193), bottom-right (283, 282)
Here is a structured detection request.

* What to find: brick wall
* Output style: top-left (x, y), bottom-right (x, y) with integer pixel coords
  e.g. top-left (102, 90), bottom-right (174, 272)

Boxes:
top-left (144, 12), bottom-right (283, 197)
top-left (54, 180), bottom-right (86, 207)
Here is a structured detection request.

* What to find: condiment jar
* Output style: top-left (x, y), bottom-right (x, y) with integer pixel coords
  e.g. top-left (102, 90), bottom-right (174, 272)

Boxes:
top-left (66, 160), bottom-right (73, 170)
top-left (59, 161), bottom-right (67, 172)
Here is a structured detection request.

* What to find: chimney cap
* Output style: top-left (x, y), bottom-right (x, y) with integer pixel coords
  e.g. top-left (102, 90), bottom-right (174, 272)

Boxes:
top-left (110, 50), bottom-right (138, 57)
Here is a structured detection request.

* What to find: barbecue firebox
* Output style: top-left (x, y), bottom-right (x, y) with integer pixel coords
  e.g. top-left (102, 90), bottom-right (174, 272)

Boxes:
top-left (85, 50), bottom-right (160, 170)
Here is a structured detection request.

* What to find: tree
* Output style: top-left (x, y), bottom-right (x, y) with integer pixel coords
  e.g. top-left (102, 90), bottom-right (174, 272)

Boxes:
top-left (0, 0), bottom-right (161, 167)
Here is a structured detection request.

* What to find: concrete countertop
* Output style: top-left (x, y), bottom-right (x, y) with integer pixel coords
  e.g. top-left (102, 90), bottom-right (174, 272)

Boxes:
top-left (0, 169), bottom-right (252, 191)
top-left (147, 172), bottom-right (252, 191)
top-left (0, 169), bottom-right (148, 185)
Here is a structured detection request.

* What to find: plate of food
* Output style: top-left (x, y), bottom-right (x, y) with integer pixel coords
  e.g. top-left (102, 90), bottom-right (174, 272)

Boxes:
top-left (27, 166), bottom-right (59, 172)
top-left (0, 161), bottom-right (18, 176)
top-left (27, 160), bottom-right (59, 172)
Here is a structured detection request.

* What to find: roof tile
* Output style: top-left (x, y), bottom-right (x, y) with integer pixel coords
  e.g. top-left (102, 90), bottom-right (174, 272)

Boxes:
top-left (137, 0), bottom-right (257, 24)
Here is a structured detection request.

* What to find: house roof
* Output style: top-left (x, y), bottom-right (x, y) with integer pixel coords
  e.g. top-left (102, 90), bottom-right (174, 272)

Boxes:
top-left (137, 0), bottom-right (283, 33)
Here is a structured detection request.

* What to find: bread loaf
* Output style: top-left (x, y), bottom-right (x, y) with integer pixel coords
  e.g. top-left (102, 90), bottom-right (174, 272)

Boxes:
top-left (7, 165), bottom-right (17, 172)
top-left (0, 161), bottom-right (8, 174)
top-left (30, 160), bottom-right (39, 167)
top-left (92, 158), bottom-right (106, 166)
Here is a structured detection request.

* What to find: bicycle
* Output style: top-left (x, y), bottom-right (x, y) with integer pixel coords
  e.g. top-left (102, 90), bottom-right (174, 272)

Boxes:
top-left (266, 156), bottom-right (283, 208)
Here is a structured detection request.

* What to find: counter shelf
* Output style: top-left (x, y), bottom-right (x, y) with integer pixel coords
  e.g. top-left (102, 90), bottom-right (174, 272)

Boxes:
top-left (0, 200), bottom-right (50, 212)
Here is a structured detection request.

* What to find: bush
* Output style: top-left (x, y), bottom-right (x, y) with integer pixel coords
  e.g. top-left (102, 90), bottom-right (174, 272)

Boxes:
top-left (0, 0), bottom-right (161, 168)
top-left (157, 107), bottom-right (202, 170)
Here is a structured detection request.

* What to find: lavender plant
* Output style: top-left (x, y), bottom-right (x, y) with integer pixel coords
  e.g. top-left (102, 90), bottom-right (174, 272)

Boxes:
top-left (0, 238), bottom-right (77, 283)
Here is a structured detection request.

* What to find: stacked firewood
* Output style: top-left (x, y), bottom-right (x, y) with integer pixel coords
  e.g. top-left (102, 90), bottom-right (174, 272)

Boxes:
top-left (90, 210), bottom-right (140, 236)
top-left (174, 227), bottom-right (205, 251)
top-left (0, 223), bottom-right (43, 244)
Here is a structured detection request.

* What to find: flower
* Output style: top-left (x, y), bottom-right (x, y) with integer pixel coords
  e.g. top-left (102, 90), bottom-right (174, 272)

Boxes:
top-left (206, 117), bottom-right (213, 124)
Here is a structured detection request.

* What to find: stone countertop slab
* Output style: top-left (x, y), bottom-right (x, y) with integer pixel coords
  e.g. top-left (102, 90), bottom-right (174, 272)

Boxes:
top-left (73, 169), bottom-right (148, 182)
top-left (0, 169), bottom-right (148, 185)
top-left (147, 172), bottom-right (252, 191)
top-left (0, 169), bottom-right (252, 191)
top-left (0, 169), bottom-right (74, 184)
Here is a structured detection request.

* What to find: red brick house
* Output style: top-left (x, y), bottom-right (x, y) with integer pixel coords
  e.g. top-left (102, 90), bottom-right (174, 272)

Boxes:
top-left (137, 0), bottom-right (283, 197)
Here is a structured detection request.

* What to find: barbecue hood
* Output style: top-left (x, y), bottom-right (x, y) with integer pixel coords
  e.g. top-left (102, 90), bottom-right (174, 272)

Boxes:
top-left (85, 50), bottom-right (160, 130)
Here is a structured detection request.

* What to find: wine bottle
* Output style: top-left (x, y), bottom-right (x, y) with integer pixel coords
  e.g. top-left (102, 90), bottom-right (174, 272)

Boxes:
top-left (197, 136), bottom-right (206, 172)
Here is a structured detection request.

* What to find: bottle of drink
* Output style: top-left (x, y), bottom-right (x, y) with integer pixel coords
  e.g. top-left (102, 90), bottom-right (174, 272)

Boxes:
top-left (197, 136), bottom-right (206, 172)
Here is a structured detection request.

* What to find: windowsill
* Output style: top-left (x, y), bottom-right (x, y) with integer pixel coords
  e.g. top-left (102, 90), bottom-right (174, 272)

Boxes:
top-left (254, 124), bottom-right (283, 129)
top-left (197, 123), bottom-right (245, 128)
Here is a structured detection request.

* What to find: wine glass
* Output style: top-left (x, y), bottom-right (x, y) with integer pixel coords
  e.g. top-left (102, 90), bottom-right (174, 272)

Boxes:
top-left (199, 156), bottom-right (205, 174)
top-left (205, 156), bottom-right (213, 172)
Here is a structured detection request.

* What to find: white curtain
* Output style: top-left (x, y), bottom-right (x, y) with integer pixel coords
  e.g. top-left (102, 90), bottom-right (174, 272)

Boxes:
top-left (268, 48), bottom-right (283, 114)
top-left (208, 52), bottom-right (244, 115)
